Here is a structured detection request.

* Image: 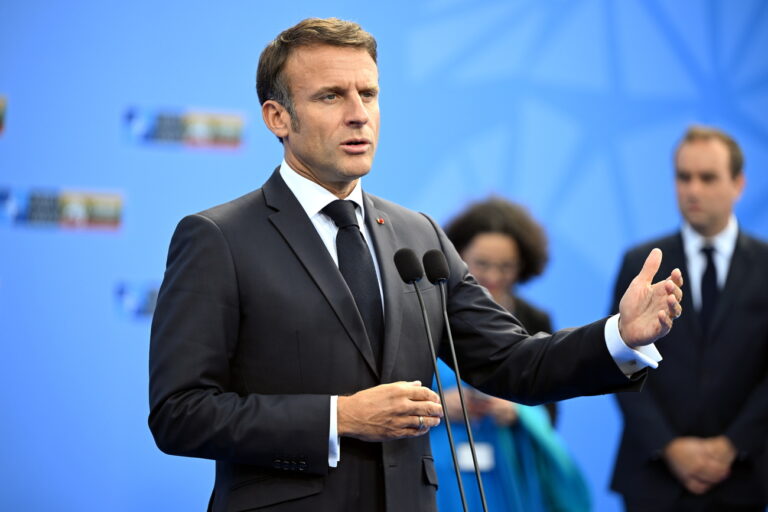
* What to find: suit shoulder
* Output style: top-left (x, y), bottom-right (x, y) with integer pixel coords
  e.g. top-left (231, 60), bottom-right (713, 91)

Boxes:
top-left (740, 230), bottom-right (768, 253)
top-left (191, 188), bottom-right (267, 227)
top-left (366, 193), bottom-right (416, 216)
top-left (366, 193), bottom-right (436, 228)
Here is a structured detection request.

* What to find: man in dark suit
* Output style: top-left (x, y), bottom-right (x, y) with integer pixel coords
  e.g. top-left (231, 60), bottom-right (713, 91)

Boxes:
top-left (149, 18), bottom-right (683, 512)
top-left (610, 125), bottom-right (768, 512)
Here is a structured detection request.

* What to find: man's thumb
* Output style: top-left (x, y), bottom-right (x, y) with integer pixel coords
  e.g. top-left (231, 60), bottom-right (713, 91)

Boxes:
top-left (637, 248), bottom-right (662, 283)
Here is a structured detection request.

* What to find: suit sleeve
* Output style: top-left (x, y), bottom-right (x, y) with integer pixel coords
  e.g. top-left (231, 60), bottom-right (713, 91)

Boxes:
top-left (612, 251), bottom-right (678, 457)
top-left (148, 214), bottom-right (331, 475)
top-left (425, 215), bottom-right (644, 404)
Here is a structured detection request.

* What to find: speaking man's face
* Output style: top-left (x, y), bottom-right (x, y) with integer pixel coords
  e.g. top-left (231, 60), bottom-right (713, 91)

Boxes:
top-left (276, 44), bottom-right (380, 196)
top-left (675, 138), bottom-right (744, 237)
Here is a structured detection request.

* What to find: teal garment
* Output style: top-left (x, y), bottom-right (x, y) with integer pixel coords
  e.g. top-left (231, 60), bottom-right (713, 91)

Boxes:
top-left (432, 365), bottom-right (590, 511)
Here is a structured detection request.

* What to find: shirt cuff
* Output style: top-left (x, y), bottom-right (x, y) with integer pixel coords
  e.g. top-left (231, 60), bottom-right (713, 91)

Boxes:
top-left (329, 396), bottom-right (340, 467)
top-left (605, 314), bottom-right (662, 376)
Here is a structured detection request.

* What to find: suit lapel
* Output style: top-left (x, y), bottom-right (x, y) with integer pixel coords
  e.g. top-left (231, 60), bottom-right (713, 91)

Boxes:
top-left (263, 170), bottom-right (379, 377)
top-left (708, 231), bottom-right (751, 338)
top-left (363, 193), bottom-right (404, 382)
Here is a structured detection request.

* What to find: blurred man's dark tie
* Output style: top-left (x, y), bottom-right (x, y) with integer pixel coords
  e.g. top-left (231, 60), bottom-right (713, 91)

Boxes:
top-left (700, 245), bottom-right (719, 333)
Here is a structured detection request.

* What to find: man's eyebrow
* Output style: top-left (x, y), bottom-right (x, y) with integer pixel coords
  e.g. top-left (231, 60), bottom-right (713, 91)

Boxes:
top-left (313, 85), bottom-right (345, 95)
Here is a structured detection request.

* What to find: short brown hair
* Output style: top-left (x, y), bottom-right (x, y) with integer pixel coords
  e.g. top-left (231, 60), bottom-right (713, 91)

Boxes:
top-left (256, 17), bottom-right (377, 117)
top-left (444, 198), bottom-right (549, 284)
top-left (675, 125), bottom-right (744, 178)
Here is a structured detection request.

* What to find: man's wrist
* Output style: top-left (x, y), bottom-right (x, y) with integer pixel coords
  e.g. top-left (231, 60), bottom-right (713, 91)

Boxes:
top-left (605, 314), bottom-right (662, 375)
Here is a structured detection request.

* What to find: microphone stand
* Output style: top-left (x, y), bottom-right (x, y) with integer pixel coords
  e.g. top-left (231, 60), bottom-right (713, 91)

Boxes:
top-left (410, 282), bottom-right (471, 512)
top-left (434, 278), bottom-right (489, 512)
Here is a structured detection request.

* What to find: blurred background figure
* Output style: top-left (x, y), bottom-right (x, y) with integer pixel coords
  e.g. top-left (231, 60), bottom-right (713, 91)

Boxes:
top-left (610, 126), bottom-right (768, 512)
top-left (431, 198), bottom-right (590, 512)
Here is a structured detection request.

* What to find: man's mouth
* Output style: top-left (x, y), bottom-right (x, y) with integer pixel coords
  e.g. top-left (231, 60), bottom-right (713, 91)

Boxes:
top-left (341, 138), bottom-right (371, 153)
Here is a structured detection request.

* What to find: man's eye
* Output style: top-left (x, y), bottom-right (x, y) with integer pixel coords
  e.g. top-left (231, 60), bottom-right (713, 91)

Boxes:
top-left (322, 93), bottom-right (337, 101)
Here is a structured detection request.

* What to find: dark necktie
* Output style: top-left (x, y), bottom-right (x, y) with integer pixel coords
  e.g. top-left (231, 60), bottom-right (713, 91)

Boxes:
top-left (700, 245), bottom-right (719, 333)
top-left (322, 199), bottom-right (383, 367)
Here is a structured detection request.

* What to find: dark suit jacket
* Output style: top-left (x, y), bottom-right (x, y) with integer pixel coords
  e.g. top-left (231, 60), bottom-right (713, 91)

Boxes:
top-left (610, 230), bottom-right (768, 507)
top-left (512, 296), bottom-right (552, 336)
top-left (512, 296), bottom-right (557, 424)
top-left (149, 170), bottom-right (642, 512)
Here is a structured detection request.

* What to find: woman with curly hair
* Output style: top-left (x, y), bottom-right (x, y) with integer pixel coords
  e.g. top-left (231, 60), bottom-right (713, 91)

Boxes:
top-left (433, 198), bottom-right (589, 512)
top-left (445, 197), bottom-right (551, 337)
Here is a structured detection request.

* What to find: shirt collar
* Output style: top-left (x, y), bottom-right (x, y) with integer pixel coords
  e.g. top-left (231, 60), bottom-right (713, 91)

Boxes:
top-left (681, 214), bottom-right (739, 258)
top-left (279, 160), bottom-right (366, 219)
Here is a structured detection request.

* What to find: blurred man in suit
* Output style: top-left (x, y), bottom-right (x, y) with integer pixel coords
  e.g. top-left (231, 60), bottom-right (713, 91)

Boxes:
top-left (149, 17), bottom-right (684, 512)
top-left (611, 125), bottom-right (768, 512)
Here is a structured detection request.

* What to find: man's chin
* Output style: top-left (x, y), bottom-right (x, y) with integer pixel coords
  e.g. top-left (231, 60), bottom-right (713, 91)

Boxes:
top-left (339, 163), bottom-right (373, 179)
top-left (683, 211), bottom-right (705, 227)
top-left (685, 216), bottom-right (717, 236)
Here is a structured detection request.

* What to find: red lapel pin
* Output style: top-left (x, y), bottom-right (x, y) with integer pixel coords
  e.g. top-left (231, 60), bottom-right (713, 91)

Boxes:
top-left (376, 217), bottom-right (385, 225)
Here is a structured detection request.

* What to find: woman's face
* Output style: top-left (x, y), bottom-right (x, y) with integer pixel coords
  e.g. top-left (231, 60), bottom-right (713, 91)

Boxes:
top-left (461, 232), bottom-right (521, 300)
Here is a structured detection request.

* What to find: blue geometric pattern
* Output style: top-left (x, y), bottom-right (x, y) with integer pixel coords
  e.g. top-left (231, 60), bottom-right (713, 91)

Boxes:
top-left (1, 1), bottom-right (766, 510)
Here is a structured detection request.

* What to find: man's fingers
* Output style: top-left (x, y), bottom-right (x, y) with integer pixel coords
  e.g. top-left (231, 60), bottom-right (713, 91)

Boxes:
top-left (404, 384), bottom-right (440, 404)
top-left (654, 278), bottom-right (682, 321)
top-left (408, 414), bottom-right (441, 431)
top-left (385, 381), bottom-right (439, 402)
top-left (664, 278), bottom-right (683, 303)
top-left (658, 310), bottom-right (672, 332)
top-left (669, 267), bottom-right (684, 288)
top-left (685, 478), bottom-right (711, 495)
top-left (636, 248), bottom-right (663, 283)
top-left (692, 463), bottom-right (730, 485)
top-left (422, 402), bottom-right (444, 417)
top-left (402, 399), bottom-right (444, 419)
top-left (667, 294), bottom-right (682, 319)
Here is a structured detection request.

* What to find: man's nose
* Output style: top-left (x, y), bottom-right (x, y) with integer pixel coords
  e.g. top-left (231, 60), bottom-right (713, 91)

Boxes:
top-left (345, 95), bottom-right (369, 126)
top-left (679, 179), bottom-right (699, 198)
top-left (687, 178), bottom-right (704, 196)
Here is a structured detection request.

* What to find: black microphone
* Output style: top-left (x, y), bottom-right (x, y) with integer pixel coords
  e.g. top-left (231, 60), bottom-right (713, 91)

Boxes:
top-left (423, 249), bottom-right (489, 512)
top-left (394, 248), bottom-right (424, 283)
top-left (393, 248), bottom-right (469, 512)
top-left (423, 249), bottom-right (450, 283)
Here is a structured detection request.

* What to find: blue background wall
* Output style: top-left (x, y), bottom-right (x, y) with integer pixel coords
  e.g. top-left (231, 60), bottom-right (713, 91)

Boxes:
top-left (1, 1), bottom-right (766, 510)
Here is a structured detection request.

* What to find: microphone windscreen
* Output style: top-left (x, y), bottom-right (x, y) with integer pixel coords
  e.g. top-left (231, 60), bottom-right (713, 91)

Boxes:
top-left (394, 248), bottom-right (424, 283)
top-left (423, 249), bottom-right (450, 283)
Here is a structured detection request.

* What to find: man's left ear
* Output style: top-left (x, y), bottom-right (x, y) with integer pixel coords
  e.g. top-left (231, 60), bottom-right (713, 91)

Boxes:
top-left (735, 173), bottom-right (746, 199)
top-left (262, 100), bottom-right (290, 140)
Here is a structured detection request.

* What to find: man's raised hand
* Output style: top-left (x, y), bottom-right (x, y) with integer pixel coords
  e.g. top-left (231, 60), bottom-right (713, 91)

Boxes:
top-left (618, 248), bottom-right (684, 348)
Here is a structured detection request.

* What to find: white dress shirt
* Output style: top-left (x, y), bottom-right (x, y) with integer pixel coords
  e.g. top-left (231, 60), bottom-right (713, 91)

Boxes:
top-left (680, 215), bottom-right (738, 311)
